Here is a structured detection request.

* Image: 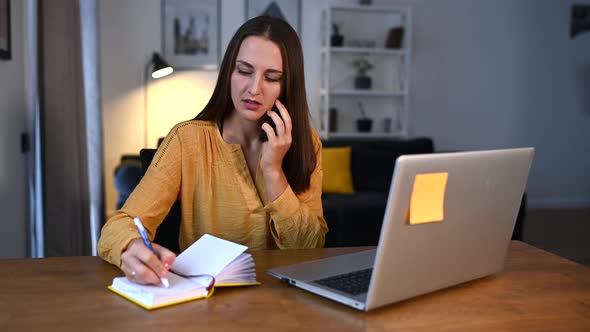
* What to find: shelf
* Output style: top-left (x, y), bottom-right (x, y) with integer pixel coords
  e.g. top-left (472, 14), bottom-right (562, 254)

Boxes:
top-left (327, 131), bottom-right (406, 139)
top-left (322, 47), bottom-right (405, 55)
top-left (320, 5), bottom-right (411, 140)
top-left (328, 89), bottom-right (406, 97)
top-left (331, 5), bottom-right (406, 14)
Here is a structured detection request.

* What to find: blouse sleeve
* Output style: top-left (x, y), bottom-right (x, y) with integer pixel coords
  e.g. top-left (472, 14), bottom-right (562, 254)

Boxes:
top-left (264, 130), bottom-right (329, 248)
top-left (97, 127), bottom-right (182, 267)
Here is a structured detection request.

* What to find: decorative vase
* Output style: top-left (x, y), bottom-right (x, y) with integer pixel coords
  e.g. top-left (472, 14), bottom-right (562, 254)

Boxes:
top-left (354, 75), bottom-right (372, 89)
top-left (383, 117), bottom-right (392, 132)
top-left (356, 118), bottom-right (373, 132)
top-left (386, 27), bottom-right (404, 49)
top-left (329, 108), bottom-right (338, 131)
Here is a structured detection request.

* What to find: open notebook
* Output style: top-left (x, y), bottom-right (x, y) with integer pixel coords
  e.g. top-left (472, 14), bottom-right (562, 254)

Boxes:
top-left (108, 234), bottom-right (260, 310)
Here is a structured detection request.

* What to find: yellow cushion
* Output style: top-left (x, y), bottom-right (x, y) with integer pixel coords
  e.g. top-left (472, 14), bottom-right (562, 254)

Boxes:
top-left (322, 147), bottom-right (354, 194)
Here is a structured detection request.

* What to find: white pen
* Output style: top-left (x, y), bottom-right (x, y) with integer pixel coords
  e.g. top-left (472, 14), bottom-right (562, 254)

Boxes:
top-left (133, 217), bottom-right (170, 288)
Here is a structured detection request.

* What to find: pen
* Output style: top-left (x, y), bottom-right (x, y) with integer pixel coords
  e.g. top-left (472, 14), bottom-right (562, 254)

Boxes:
top-left (133, 217), bottom-right (170, 288)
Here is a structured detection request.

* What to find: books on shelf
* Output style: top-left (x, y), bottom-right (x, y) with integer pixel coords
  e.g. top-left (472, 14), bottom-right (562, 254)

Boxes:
top-left (108, 234), bottom-right (260, 310)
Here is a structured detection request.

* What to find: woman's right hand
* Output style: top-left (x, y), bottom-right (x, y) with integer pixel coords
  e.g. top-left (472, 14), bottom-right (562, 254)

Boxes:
top-left (120, 238), bottom-right (176, 285)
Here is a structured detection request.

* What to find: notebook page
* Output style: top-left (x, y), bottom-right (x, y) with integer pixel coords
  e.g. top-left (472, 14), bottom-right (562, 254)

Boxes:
top-left (112, 273), bottom-right (206, 296)
top-left (216, 253), bottom-right (256, 284)
top-left (171, 234), bottom-right (248, 277)
top-left (111, 273), bottom-right (209, 308)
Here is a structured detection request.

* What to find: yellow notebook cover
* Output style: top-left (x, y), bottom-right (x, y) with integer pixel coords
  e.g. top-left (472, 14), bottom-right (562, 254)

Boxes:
top-left (108, 278), bottom-right (261, 310)
top-left (108, 234), bottom-right (260, 310)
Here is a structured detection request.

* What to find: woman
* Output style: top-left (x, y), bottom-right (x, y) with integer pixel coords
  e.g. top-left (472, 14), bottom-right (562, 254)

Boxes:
top-left (97, 16), bottom-right (328, 286)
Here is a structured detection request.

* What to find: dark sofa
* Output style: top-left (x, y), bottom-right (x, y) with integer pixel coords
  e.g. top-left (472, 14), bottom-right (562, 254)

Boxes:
top-left (321, 138), bottom-right (435, 247)
top-left (113, 155), bottom-right (142, 210)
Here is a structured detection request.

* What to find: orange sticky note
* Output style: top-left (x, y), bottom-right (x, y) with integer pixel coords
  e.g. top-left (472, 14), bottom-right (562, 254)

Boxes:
top-left (409, 173), bottom-right (448, 225)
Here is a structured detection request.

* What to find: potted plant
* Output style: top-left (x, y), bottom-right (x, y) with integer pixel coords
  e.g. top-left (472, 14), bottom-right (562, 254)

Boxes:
top-left (356, 101), bottom-right (372, 132)
top-left (352, 58), bottom-right (373, 90)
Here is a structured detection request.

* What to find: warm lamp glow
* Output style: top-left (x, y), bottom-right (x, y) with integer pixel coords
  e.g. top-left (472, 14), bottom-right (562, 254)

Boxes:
top-left (144, 52), bottom-right (174, 147)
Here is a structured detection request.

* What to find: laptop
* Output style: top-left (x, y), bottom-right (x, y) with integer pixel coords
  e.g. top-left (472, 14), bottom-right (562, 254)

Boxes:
top-left (268, 148), bottom-right (534, 311)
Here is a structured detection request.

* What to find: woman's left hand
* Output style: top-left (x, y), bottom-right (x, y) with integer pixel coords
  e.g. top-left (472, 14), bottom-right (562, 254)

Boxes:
top-left (260, 99), bottom-right (292, 174)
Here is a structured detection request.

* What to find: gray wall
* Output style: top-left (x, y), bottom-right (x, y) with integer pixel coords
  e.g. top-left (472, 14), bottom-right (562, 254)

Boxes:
top-left (0, 0), bottom-right (28, 258)
top-left (410, 0), bottom-right (590, 208)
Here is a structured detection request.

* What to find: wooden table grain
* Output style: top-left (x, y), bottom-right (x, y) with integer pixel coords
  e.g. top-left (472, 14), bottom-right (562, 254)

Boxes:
top-left (0, 242), bottom-right (588, 331)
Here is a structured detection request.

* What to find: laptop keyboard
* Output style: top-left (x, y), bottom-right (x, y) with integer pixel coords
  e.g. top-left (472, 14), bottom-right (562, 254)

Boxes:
top-left (314, 268), bottom-right (373, 295)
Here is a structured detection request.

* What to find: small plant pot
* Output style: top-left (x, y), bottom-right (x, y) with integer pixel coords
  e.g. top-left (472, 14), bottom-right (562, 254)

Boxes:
top-left (331, 34), bottom-right (344, 47)
top-left (354, 75), bottom-right (372, 90)
top-left (356, 118), bottom-right (373, 132)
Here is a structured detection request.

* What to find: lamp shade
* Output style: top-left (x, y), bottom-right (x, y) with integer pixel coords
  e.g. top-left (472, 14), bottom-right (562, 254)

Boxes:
top-left (150, 52), bottom-right (173, 78)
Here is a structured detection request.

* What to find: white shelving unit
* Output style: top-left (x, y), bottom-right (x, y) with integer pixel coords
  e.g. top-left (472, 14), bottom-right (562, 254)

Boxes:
top-left (320, 4), bottom-right (412, 139)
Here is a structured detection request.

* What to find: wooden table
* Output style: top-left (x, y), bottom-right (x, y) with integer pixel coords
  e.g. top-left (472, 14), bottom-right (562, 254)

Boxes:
top-left (0, 241), bottom-right (588, 331)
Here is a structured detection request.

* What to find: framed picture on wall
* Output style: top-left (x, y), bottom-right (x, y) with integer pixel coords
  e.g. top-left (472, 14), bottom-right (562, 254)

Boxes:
top-left (245, 0), bottom-right (301, 35)
top-left (0, 0), bottom-right (11, 60)
top-left (162, 0), bottom-right (220, 70)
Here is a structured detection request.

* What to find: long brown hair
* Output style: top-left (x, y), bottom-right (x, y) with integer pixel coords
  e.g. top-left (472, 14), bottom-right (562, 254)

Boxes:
top-left (196, 16), bottom-right (317, 194)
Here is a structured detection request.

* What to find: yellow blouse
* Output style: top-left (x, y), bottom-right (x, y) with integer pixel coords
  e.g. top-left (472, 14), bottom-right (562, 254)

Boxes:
top-left (97, 120), bottom-right (328, 267)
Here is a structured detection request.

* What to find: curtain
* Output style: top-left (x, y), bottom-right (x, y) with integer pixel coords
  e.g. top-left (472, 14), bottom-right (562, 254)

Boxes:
top-left (39, 0), bottom-right (103, 256)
